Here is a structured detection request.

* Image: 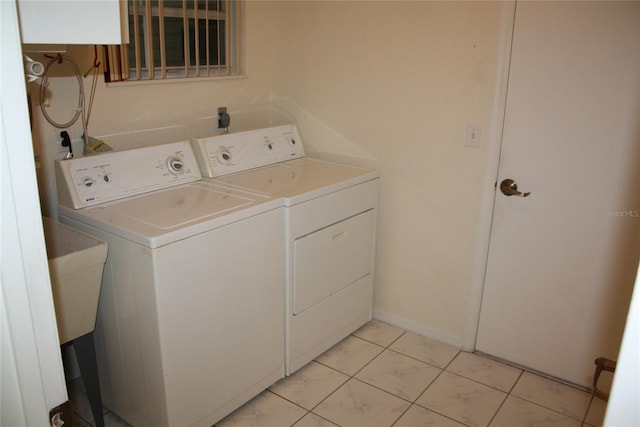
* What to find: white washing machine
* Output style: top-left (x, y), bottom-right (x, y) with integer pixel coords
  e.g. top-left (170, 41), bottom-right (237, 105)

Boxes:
top-left (191, 125), bottom-right (379, 374)
top-left (56, 141), bottom-right (284, 427)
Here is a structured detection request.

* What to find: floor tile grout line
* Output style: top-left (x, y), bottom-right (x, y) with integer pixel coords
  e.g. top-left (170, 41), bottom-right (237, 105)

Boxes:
top-left (509, 371), bottom-right (593, 419)
top-left (295, 328), bottom-right (410, 425)
top-left (286, 403), bottom-right (310, 427)
top-left (439, 367), bottom-right (512, 396)
top-left (503, 365), bottom-right (597, 423)
top-left (345, 329), bottom-right (453, 405)
top-left (485, 391), bottom-right (510, 427)
top-left (409, 354), bottom-right (516, 427)
top-left (582, 394), bottom-right (600, 426)
top-left (408, 368), bottom-right (480, 427)
top-left (350, 345), bottom-right (387, 378)
top-left (479, 371), bottom-right (525, 426)
top-left (506, 369), bottom-right (525, 394)
top-left (411, 401), bottom-right (477, 427)
top-left (382, 329), bottom-right (408, 348)
top-left (349, 327), bottom-right (474, 424)
top-left (373, 328), bottom-right (464, 372)
top-left (320, 376), bottom-right (461, 427)
top-left (478, 351), bottom-right (595, 395)
top-left (441, 349), bottom-right (462, 371)
top-left (350, 329), bottom-right (406, 352)
top-left (383, 345), bottom-right (455, 371)
top-left (304, 412), bottom-right (341, 427)
top-left (262, 389), bottom-right (312, 427)
top-left (402, 360), bottom-right (478, 426)
top-left (305, 337), bottom-right (392, 425)
top-left (505, 393), bottom-right (590, 424)
top-left (389, 403), bottom-right (413, 427)
top-left (413, 364), bottom-right (447, 404)
top-left (315, 328), bottom-right (421, 426)
top-left (281, 361), bottom-right (355, 426)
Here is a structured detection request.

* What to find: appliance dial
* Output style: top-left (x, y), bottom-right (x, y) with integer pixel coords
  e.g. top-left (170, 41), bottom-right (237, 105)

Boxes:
top-left (217, 148), bottom-right (232, 164)
top-left (289, 138), bottom-right (297, 146)
top-left (167, 156), bottom-right (185, 174)
top-left (82, 176), bottom-right (95, 188)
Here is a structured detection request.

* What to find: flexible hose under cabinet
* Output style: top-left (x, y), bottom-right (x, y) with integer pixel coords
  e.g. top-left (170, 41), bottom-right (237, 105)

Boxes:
top-left (39, 55), bottom-right (100, 150)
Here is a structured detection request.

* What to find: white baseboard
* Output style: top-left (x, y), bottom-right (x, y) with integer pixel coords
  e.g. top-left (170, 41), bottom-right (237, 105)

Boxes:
top-left (372, 308), bottom-right (463, 349)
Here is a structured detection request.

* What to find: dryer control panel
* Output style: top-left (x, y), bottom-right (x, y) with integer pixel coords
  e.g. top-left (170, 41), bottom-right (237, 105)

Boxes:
top-left (56, 141), bottom-right (201, 209)
top-left (191, 124), bottom-right (305, 178)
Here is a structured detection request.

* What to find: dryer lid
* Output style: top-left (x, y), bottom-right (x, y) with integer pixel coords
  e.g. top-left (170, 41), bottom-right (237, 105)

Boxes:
top-left (216, 158), bottom-right (379, 206)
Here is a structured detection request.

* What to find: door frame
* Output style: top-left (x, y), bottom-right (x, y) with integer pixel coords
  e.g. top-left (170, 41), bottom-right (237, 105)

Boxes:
top-left (1, 0), bottom-right (68, 424)
top-left (462, 0), bottom-right (516, 352)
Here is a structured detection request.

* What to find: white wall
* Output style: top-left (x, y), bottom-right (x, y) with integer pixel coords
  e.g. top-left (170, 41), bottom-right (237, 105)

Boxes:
top-left (270, 1), bottom-right (512, 344)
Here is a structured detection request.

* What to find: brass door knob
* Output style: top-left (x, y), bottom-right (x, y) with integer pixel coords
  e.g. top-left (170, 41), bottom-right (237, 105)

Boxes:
top-left (500, 179), bottom-right (531, 197)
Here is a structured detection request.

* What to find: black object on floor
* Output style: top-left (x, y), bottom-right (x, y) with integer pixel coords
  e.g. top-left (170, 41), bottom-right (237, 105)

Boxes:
top-left (73, 332), bottom-right (105, 427)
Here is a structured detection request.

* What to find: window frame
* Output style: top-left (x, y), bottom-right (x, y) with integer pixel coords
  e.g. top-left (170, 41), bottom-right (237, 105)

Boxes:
top-left (104, 0), bottom-right (242, 83)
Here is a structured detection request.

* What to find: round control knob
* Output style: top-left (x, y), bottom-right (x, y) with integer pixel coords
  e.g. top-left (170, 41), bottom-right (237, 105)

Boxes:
top-left (289, 138), bottom-right (297, 146)
top-left (103, 174), bottom-right (112, 183)
top-left (217, 149), bottom-right (232, 164)
top-left (167, 157), bottom-right (185, 174)
top-left (82, 176), bottom-right (95, 188)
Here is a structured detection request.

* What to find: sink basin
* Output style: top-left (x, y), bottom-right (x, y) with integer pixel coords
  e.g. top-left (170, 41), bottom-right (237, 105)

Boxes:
top-left (42, 217), bottom-right (108, 344)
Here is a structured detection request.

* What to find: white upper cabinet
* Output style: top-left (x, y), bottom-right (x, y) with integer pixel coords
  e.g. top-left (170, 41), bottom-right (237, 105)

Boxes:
top-left (17, 0), bottom-right (128, 45)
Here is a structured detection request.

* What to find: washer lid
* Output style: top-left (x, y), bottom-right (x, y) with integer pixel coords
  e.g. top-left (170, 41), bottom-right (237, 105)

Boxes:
top-left (215, 158), bottom-right (379, 206)
top-left (102, 183), bottom-right (255, 228)
top-left (59, 181), bottom-right (278, 248)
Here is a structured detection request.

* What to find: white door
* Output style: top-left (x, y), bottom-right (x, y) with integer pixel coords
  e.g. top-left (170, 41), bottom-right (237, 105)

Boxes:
top-left (476, 1), bottom-right (640, 388)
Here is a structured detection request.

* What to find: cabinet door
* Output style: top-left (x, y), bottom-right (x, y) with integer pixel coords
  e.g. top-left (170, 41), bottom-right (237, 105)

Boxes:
top-left (293, 209), bottom-right (375, 315)
top-left (18, 0), bottom-right (128, 44)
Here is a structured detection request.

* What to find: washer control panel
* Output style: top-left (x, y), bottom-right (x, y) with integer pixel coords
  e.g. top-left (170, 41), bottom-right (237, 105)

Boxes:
top-left (191, 124), bottom-right (305, 178)
top-left (56, 141), bottom-right (201, 209)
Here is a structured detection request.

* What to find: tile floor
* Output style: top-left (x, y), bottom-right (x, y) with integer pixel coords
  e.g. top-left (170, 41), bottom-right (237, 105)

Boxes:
top-left (68, 320), bottom-right (607, 427)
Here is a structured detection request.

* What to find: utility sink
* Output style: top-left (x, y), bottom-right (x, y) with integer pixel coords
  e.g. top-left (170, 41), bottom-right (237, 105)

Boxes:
top-left (42, 217), bottom-right (108, 345)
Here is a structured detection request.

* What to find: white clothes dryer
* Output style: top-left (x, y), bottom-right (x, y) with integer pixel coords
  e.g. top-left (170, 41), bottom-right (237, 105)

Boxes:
top-left (191, 125), bottom-right (379, 374)
top-left (56, 141), bottom-right (284, 427)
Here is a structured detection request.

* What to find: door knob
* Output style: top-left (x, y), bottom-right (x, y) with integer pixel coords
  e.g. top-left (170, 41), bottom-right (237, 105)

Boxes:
top-left (500, 178), bottom-right (530, 197)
